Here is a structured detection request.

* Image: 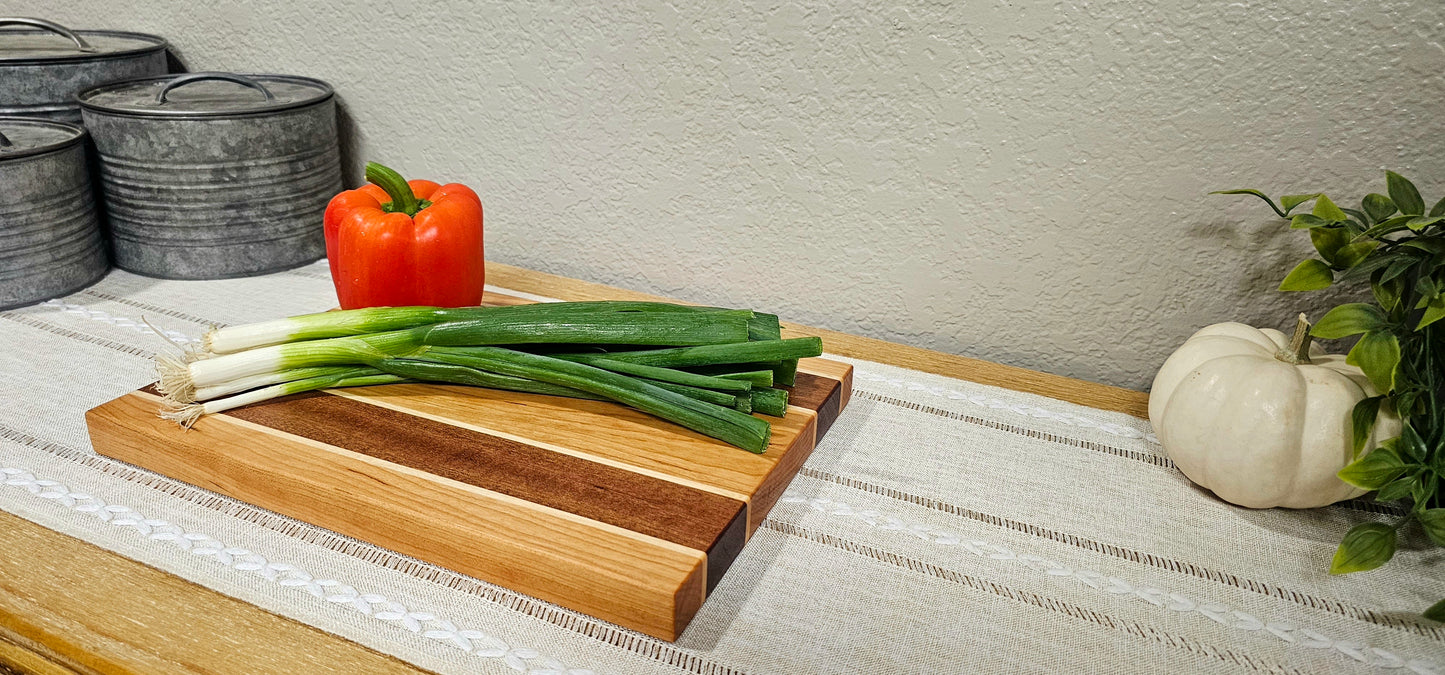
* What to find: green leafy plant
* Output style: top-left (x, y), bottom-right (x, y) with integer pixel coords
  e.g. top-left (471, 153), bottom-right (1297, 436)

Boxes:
top-left (1216, 171), bottom-right (1444, 622)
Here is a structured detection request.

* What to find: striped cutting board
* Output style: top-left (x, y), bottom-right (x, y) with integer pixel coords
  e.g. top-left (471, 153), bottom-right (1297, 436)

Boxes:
top-left (85, 294), bottom-right (852, 642)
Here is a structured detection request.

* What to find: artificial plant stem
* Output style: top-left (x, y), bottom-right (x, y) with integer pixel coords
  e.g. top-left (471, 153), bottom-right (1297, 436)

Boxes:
top-left (364, 161), bottom-right (421, 216)
top-left (1276, 313), bottom-right (1313, 365)
top-left (1426, 324), bottom-right (1441, 446)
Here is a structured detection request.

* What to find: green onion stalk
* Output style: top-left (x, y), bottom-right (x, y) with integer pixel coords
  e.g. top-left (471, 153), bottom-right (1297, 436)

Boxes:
top-left (421, 347), bottom-right (773, 452)
top-left (160, 301), bottom-right (821, 453)
top-left (161, 368), bottom-right (408, 427)
top-left (202, 302), bottom-right (762, 354)
top-left (171, 310), bottom-right (761, 392)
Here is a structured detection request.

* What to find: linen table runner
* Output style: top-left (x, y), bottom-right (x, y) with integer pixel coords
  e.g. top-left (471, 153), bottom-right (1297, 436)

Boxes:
top-left (0, 261), bottom-right (1440, 674)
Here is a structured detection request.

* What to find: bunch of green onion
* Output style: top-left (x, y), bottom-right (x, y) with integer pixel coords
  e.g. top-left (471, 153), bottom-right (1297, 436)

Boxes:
top-left (158, 301), bottom-right (822, 453)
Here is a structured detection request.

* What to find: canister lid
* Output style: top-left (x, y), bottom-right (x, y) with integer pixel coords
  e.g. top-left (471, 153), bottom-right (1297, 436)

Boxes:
top-left (0, 18), bottom-right (166, 63)
top-left (0, 117), bottom-right (85, 160)
top-left (78, 72), bottom-right (334, 118)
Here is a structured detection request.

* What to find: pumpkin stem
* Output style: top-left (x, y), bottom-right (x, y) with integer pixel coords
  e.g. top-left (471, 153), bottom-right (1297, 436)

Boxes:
top-left (1276, 313), bottom-right (1313, 365)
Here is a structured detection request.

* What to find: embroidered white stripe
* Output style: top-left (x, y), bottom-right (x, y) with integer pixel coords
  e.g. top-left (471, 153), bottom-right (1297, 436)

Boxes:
top-left (38, 299), bottom-right (199, 345)
top-left (0, 465), bottom-right (594, 675)
top-left (851, 370), bottom-right (1161, 445)
top-left (779, 495), bottom-right (1439, 674)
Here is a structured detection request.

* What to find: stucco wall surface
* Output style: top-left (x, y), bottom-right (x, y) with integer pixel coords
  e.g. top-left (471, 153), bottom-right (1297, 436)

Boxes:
top-left (15, 1), bottom-right (1445, 389)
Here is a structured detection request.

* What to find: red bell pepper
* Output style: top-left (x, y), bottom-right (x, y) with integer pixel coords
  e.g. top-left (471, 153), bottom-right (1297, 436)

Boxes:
top-left (323, 162), bottom-right (484, 309)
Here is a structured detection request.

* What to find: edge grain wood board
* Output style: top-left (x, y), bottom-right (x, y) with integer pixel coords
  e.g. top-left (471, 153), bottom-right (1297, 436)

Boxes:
top-left (85, 295), bottom-right (853, 642)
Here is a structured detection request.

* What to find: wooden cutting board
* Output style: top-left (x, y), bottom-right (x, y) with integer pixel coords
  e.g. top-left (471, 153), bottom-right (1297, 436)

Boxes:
top-left (85, 296), bottom-right (852, 642)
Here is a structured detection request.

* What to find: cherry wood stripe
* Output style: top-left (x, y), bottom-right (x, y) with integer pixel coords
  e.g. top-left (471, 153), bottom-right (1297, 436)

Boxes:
top-left (223, 390), bottom-right (746, 558)
top-left (781, 372), bottom-right (844, 437)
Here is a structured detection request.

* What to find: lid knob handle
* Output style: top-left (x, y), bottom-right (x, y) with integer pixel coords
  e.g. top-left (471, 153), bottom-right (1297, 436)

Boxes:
top-left (0, 17), bottom-right (96, 52)
top-left (156, 72), bottom-right (276, 104)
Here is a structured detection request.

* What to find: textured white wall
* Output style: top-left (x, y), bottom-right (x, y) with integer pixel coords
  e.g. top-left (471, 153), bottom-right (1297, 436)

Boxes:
top-left (17, 1), bottom-right (1445, 389)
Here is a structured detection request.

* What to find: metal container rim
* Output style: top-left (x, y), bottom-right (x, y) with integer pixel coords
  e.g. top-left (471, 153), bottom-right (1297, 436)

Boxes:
top-left (0, 28), bottom-right (168, 65)
top-left (0, 116), bottom-right (86, 161)
top-left (77, 72), bottom-right (335, 120)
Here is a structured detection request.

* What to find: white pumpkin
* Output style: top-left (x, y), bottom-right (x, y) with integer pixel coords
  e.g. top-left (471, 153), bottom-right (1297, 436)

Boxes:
top-left (1149, 316), bottom-right (1400, 509)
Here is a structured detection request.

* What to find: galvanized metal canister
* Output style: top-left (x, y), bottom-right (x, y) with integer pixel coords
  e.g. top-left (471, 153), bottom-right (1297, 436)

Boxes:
top-left (0, 17), bottom-right (167, 124)
top-left (79, 72), bottom-right (341, 279)
top-left (0, 117), bottom-right (108, 309)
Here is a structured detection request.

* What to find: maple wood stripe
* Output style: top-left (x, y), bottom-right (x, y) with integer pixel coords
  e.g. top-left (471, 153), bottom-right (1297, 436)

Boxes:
top-left (222, 391), bottom-right (746, 559)
top-left (781, 371), bottom-right (843, 437)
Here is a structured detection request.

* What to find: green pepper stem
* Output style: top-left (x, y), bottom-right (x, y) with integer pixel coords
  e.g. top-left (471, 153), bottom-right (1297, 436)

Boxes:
top-left (364, 161), bottom-right (422, 216)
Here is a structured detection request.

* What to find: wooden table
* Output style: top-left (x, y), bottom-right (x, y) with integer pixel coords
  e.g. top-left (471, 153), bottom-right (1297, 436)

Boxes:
top-left (0, 263), bottom-right (1148, 674)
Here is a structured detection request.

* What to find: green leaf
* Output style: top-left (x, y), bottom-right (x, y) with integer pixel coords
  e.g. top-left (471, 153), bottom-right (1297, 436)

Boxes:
top-left (1341, 209), bottom-right (1369, 226)
top-left (1333, 241), bottom-right (1379, 269)
top-left (1418, 275), bottom-right (1441, 300)
top-left (1279, 259), bottom-right (1334, 291)
top-left (1431, 195), bottom-right (1445, 217)
top-left (1420, 509), bottom-right (1445, 547)
top-left (1363, 193), bottom-right (1396, 222)
top-left (1212, 189), bottom-right (1288, 218)
top-left (1395, 390), bottom-right (1420, 417)
top-left (1281, 193), bottom-right (1321, 213)
top-left (1406, 215), bottom-right (1445, 231)
top-left (1331, 522), bottom-right (1397, 574)
top-left (1418, 295), bottom-right (1445, 330)
top-left (1338, 252), bottom-right (1398, 283)
top-left (1416, 480), bottom-right (1438, 509)
top-left (1426, 598), bottom-right (1445, 623)
top-left (1373, 275), bottom-right (1402, 311)
top-left (1380, 258), bottom-right (1417, 284)
top-left (1312, 303), bottom-right (1385, 338)
top-left (1402, 239), bottom-right (1445, 255)
top-left (1362, 214), bottom-right (1416, 238)
top-left (1349, 396), bottom-right (1382, 456)
top-left (1310, 227), bottom-right (1351, 264)
top-left (1387, 171), bottom-right (1425, 216)
top-left (1375, 475), bottom-right (1417, 502)
top-left (1312, 194), bottom-right (1348, 221)
top-left (1347, 331), bottom-right (1400, 392)
top-left (1338, 445), bottom-right (1406, 489)
top-left (1291, 214), bottom-right (1331, 229)
top-left (1398, 423), bottom-right (1428, 463)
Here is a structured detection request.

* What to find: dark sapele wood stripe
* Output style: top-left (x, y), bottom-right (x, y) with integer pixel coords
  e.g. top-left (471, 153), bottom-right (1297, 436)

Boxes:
top-left (223, 390), bottom-right (745, 556)
top-left (706, 506), bottom-right (747, 593)
top-left (780, 371), bottom-right (843, 437)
